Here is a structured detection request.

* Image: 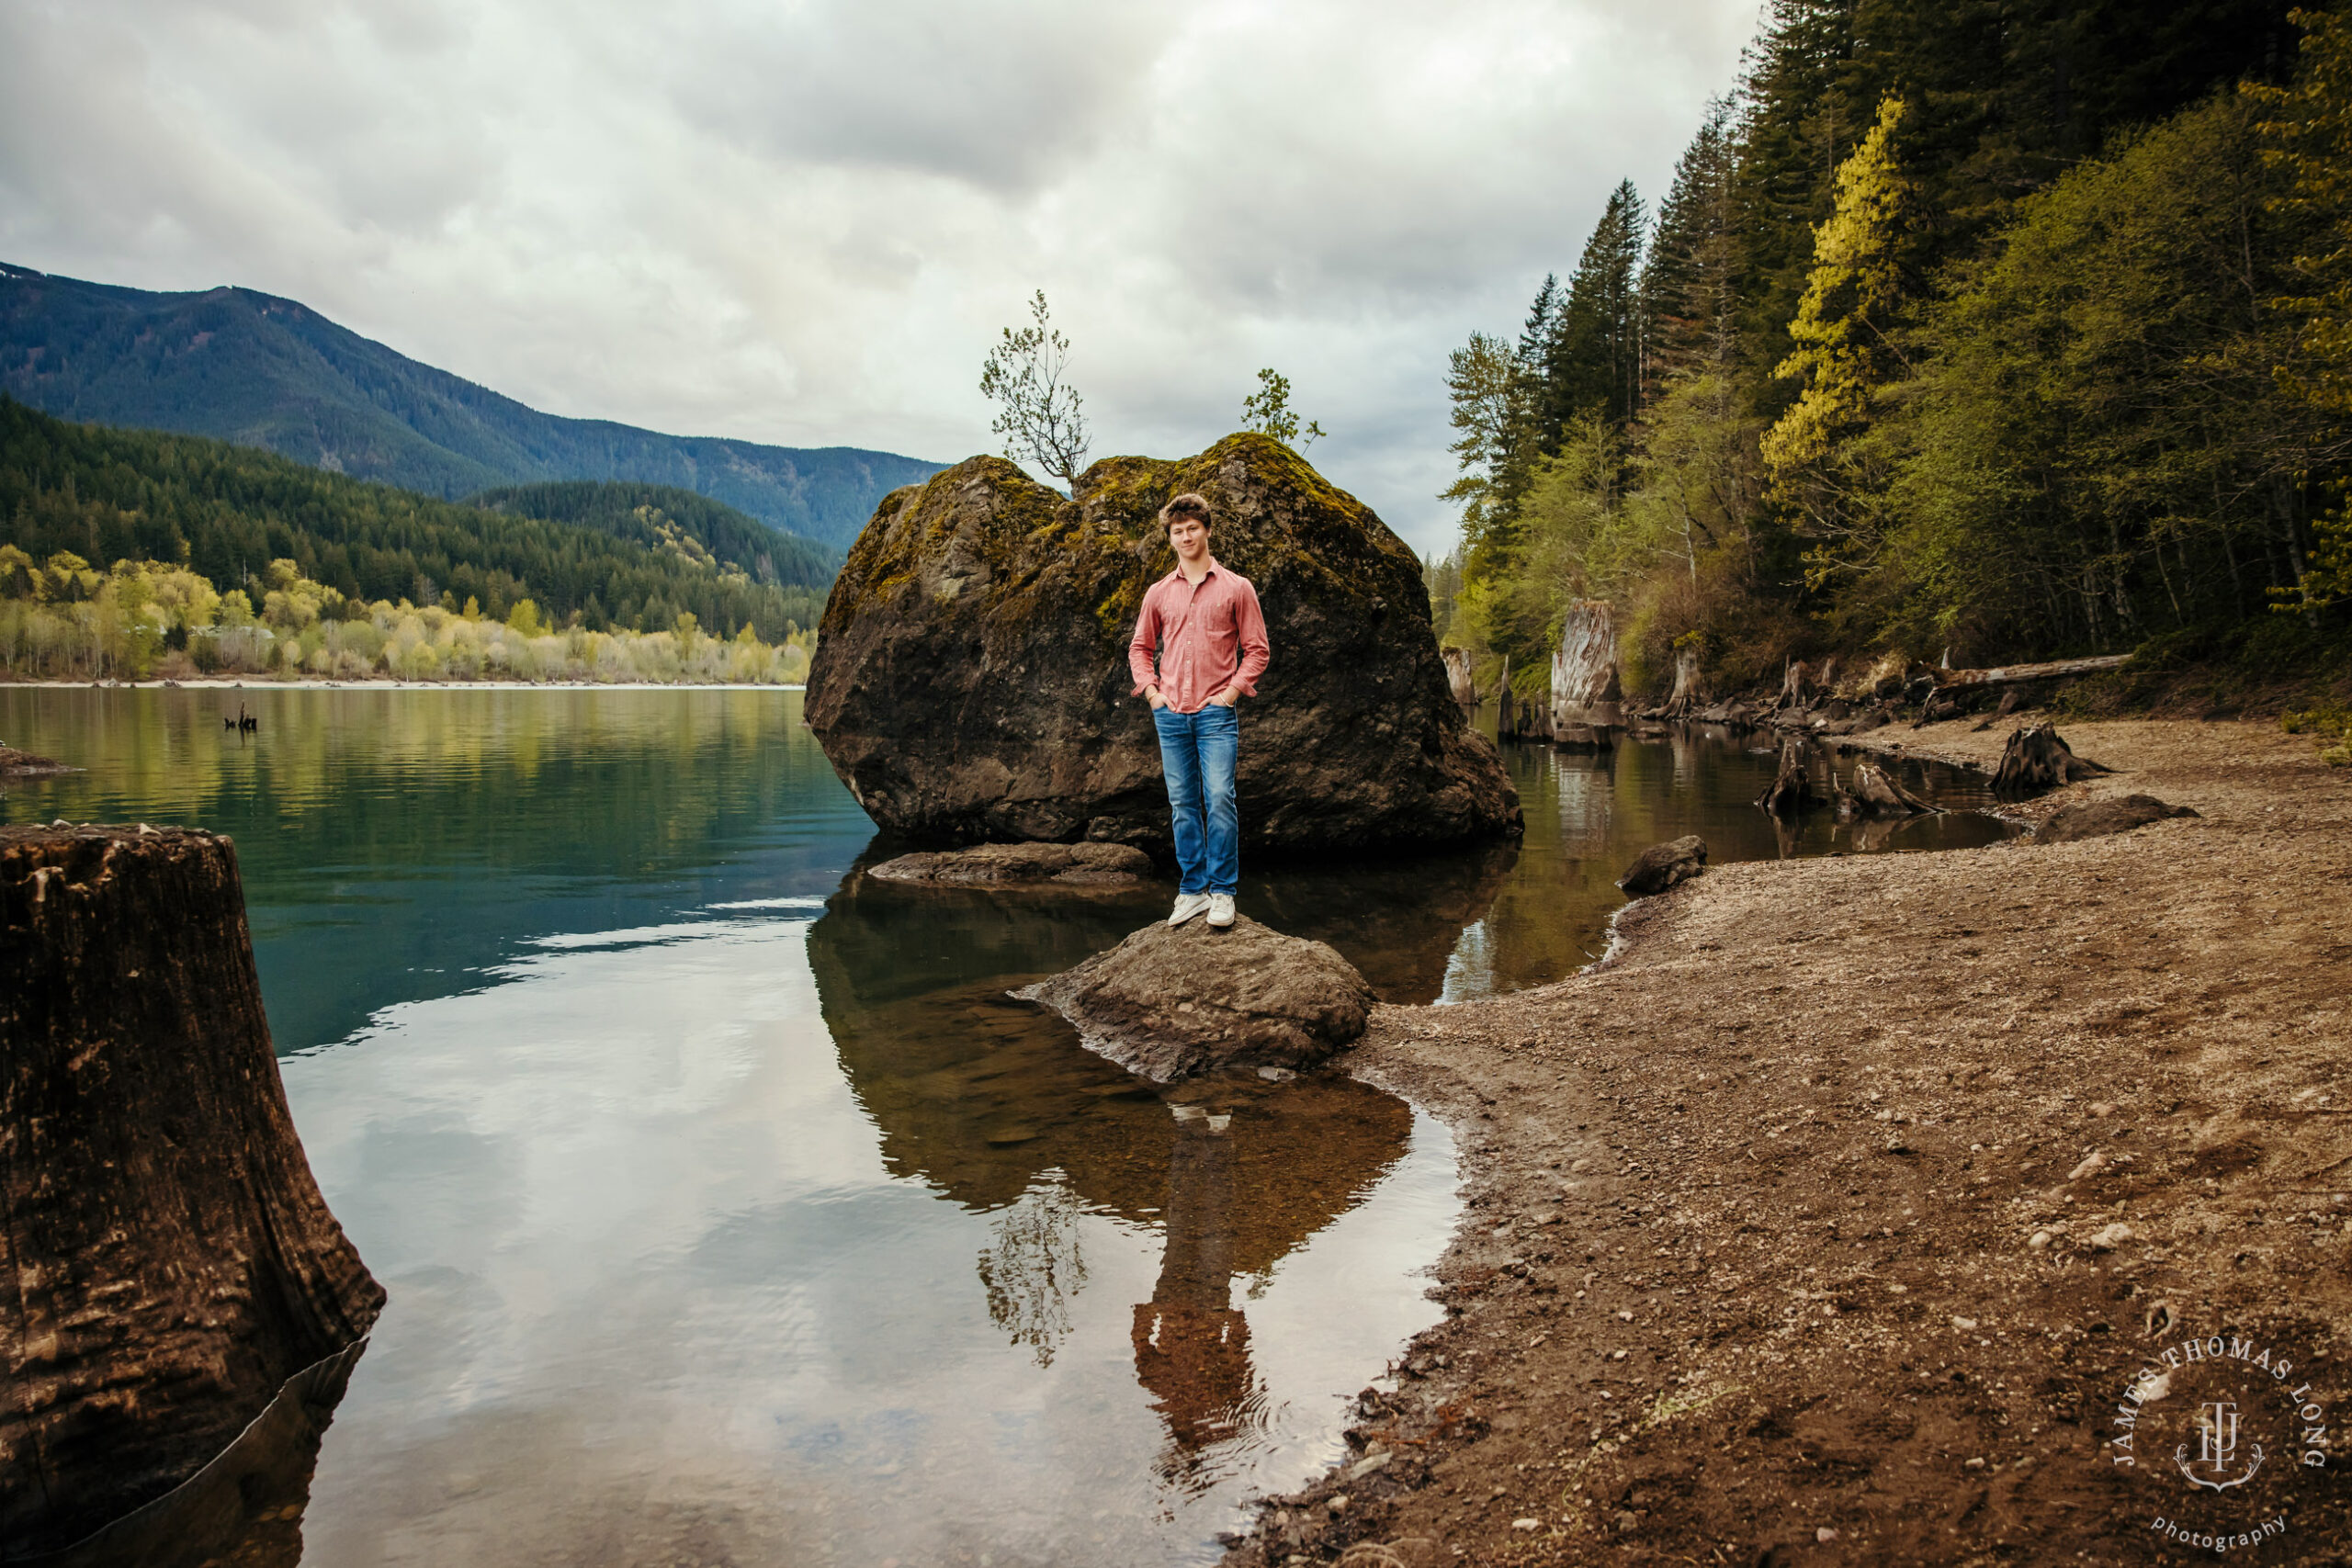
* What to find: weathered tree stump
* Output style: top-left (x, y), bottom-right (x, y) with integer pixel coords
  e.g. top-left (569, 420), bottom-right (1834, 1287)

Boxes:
top-left (1836, 759), bottom-right (1938, 818)
top-left (1, 825), bottom-right (384, 1556)
top-left (1664, 647), bottom-right (1706, 718)
top-left (1757, 739), bottom-right (1815, 818)
top-left (1776, 660), bottom-right (1813, 711)
top-left (1442, 647), bottom-right (1477, 707)
top-left (1991, 724), bottom-right (2110, 795)
top-left (1550, 600), bottom-right (1624, 739)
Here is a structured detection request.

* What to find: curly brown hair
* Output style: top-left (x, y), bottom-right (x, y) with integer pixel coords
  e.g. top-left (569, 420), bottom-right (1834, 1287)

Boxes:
top-left (1159, 492), bottom-right (1213, 531)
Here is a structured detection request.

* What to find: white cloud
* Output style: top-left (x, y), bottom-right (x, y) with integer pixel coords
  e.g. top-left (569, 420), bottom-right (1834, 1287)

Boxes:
top-left (0, 0), bottom-right (1761, 553)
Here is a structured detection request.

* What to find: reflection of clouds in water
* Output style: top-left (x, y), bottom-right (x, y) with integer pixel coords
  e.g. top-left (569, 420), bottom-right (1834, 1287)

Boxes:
top-left (1436, 919), bottom-right (1497, 1006)
top-left (279, 912), bottom-right (1455, 1567)
top-left (979, 1174), bottom-right (1091, 1368)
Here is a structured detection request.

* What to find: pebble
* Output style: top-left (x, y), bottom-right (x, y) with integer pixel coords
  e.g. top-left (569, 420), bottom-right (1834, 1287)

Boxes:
top-left (1816, 1527), bottom-right (1840, 1543)
top-left (1951, 1315), bottom-right (1978, 1330)
top-left (1257, 1066), bottom-right (1296, 1081)
top-left (2089, 1222), bottom-right (2134, 1250)
top-left (1511, 1518), bottom-right (1541, 1532)
top-left (2028, 1229), bottom-right (2054, 1250)
top-left (1964, 1457), bottom-right (1986, 1471)
top-left (1328, 1495), bottom-right (1350, 1515)
top-left (2068, 1150), bottom-right (2108, 1181)
top-left (1615, 1310), bottom-right (1634, 1322)
top-left (2089, 1101), bottom-right (2116, 1117)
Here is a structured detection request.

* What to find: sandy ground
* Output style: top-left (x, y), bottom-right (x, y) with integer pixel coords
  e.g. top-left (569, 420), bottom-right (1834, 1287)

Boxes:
top-left (1226, 716), bottom-right (2352, 1568)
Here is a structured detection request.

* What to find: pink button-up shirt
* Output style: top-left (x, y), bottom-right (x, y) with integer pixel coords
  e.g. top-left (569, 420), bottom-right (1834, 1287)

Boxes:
top-left (1127, 559), bottom-right (1272, 714)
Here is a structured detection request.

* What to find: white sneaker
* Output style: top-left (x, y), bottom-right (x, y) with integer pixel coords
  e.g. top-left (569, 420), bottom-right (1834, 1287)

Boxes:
top-left (1168, 892), bottom-right (1211, 926)
top-left (1206, 893), bottom-right (1236, 928)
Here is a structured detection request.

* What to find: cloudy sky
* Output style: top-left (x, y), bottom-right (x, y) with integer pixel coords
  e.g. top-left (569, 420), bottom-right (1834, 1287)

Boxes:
top-left (0, 0), bottom-right (1761, 555)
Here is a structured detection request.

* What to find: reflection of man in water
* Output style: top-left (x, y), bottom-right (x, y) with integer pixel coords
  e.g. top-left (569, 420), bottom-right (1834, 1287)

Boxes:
top-left (1131, 1111), bottom-right (1261, 1473)
top-left (1128, 493), bottom-right (1272, 932)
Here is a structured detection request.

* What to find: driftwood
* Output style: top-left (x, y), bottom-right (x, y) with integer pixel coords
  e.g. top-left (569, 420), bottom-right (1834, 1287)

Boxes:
top-left (1, 825), bottom-right (384, 1555)
top-left (1992, 724), bottom-right (2111, 795)
top-left (1551, 601), bottom-right (1625, 738)
top-left (1757, 739), bottom-right (1814, 818)
top-left (1931, 653), bottom-right (2130, 696)
top-left (1664, 647), bottom-right (1706, 717)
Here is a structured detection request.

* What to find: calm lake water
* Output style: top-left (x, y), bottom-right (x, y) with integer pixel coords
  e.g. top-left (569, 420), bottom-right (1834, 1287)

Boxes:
top-left (0, 687), bottom-right (2009, 1568)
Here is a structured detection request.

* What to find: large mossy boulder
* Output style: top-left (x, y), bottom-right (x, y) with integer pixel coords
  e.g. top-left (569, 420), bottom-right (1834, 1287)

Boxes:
top-left (805, 434), bottom-right (1521, 852)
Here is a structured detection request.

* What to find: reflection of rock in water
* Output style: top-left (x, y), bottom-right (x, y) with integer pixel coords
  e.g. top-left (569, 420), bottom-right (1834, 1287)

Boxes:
top-left (34, 1342), bottom-right (364, 1568)
top-left (1134, 1116), bottom-right (1261, 1481)
top-left (1248, 836), bottom-right (1518, 1004)
top-left (978, 1178), bottom-right (1090, 1367)
top-left (808, 863), bottom-right (1415, 1444)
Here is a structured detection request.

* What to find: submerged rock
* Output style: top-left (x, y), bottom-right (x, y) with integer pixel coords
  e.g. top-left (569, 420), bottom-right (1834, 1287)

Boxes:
top-left (1016, 915), bottom-right (1376, 1083)
top-left (1618, 835), bottom-right (1707, 897)
top-left (805, 434), bottom-right (1520, 853)
top-left (1, 824), bottom-right (384, 1556)
top-left (866, 841), bottom-right (1154, 886)
top-left (0, 746), bottom-right (69, 776)
top-left (2039, 794), bottom-right (2199, 843)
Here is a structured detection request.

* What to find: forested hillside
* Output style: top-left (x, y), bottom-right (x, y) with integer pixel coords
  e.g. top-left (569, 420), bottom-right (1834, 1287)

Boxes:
top-left (0, 398), bottom-right (823, 639)
top-left (0, 265), bottom-right (940, 549)
top-left (1440, 0), bottom-right (2352, 706)
top-left (473, 480), bottom-right (838, 592)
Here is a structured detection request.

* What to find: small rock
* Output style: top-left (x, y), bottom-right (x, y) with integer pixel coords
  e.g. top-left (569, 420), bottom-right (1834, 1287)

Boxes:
top-left (1964, 1457), bottom-right (1986, 1471)
top-left (2089, 1222), bottom-right (2134, 1251)
top-left (1257, 1066), bottom-right (1297, 1081)
top-left (1951, 1315), bottom-right (1979, 1330)
top-left (2089, 1101), bottom-right (2116, 1118)
top-left (1328, 1495), bottom-right (1350, 1515)
top-left (2039, 794), bottom-right (2199, 844)
top-left (1569, 1157), bottom-right (1591, 1173)
top-left (1512, 1518), bottom-right (1542, 1532)
top-left (1618, 835), bottom-right (1707, 897)
top-left (1015, 916), bottom-right (1375, 1082)
top-left (1615, 1310), bottom-right (1634, 1322)
top-left (2028, 1229), bottom-right (2054, 1251)
top-left (2068, 1150), bottom-right (2109, 1181)
top-left (1347, 1451), bottom-right (1393, 1482)
top-left (1816, 1527), bottom-right (1840, 1543)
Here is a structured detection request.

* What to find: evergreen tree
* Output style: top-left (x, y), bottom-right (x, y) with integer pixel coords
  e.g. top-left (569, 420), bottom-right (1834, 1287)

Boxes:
top-left (1644, 98), bottom-right (1743, 382)
top-left (1543, 182), bottom-right (1649, 432)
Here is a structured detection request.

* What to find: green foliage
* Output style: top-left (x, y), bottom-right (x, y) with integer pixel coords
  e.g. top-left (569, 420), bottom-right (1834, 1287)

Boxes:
top-left (1440, 0), bottom-right (2342, 703)
top-left (1238, 369), bottom-right (1326, 449)
top-left (979, 291), bottom-right (1091, 489)
top-left (2282, 704), bottom-right (2352, 763)
top-left (471, 480), bottom-right (838, 592)
top-left (0, 398), bottom-right (825, 642)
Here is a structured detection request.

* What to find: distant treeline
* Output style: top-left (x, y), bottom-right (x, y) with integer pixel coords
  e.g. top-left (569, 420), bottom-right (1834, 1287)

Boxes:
top-left (0, 398), bottom-right (830, 640)
top-left (1439, 0), bottom-right (2352, 702)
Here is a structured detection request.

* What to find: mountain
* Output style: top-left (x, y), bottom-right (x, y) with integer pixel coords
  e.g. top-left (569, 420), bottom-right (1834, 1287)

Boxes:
top-left (0, 263), bottom-right (941, 550)
top-left (0, 397), bottom-right (825, 638)
top-left (473, 481), bottom-right (839, 592)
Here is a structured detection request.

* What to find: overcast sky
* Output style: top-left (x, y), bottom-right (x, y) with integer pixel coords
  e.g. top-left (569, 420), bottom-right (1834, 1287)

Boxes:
top-left (0, 0), bottom-right (1761, 556)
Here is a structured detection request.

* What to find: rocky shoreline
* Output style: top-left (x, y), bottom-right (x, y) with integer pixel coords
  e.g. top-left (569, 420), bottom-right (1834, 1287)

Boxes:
top-left (1225, 715), bottom-right (2352, 1566)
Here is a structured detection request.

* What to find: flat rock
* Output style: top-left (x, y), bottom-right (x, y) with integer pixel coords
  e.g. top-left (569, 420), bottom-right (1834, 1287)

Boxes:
top-left (0, 746), bottom-right (70, 776)
top-left (866, 841), bottom-right (1154, 886)
top-left (1015, 915), bottom-right (1374, 1082)
top-left (2039, 793), bottom-right (2199, 843)
top-left (1619, 835), bottom-right (1707, 897)
top-left (805, 434), bottom-right (1520, 852)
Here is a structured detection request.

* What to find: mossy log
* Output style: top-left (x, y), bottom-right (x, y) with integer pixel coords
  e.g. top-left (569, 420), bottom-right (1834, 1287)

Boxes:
top-left (1, 825), bottom-right (383, 1557)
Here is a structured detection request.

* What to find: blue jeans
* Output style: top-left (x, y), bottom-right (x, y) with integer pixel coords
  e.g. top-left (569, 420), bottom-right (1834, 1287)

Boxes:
top-left (1152, 704), bottom-right (1240, 896)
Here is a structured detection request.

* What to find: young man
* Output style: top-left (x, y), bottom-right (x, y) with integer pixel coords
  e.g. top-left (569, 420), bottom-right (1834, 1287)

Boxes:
top-left (1126, 492), bottom-right (1272, 928)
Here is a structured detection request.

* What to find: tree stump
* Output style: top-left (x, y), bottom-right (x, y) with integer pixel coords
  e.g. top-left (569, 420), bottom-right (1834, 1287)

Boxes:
top-left (1757, 739), bottom-right (1814, 818)
top-left (1841, 759), bottom-right (1938, 817)
top-left (1550, 600), bottom-right (1624, 738)
top-left (1991, 724), bottom-right (2110, 795)
top-left (1441, 647), bottom-right (1476, 707)
top-left (1664, 647), bottom-right (1706, 718)
top-left (1777, 660), bottom-right (1813, 711)
top-left (2, 825), bottom-right (384, 1556)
